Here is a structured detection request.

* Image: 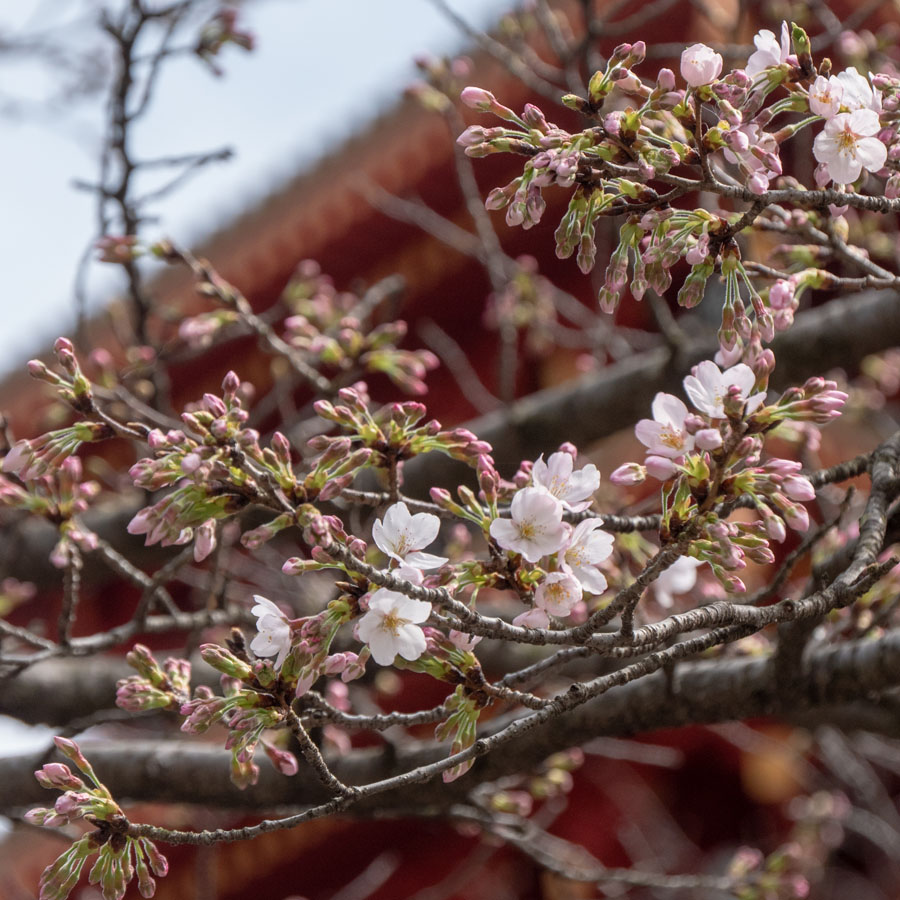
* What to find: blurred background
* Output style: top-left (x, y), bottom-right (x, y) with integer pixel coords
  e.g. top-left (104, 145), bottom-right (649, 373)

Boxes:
top-left (4, 2), bottom-right (900, 899)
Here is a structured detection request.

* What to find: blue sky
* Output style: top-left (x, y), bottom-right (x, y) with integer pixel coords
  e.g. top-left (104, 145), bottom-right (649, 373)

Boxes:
top-left (0, 0), bottom-right (512, 369)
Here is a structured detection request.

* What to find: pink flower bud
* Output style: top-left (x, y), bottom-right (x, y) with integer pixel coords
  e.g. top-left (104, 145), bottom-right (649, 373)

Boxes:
top-left (680, 43), bottom-right (723, 87)
top-left (783, 475), bottom-right (816, 502)
top-left (610, 462), bottom-right (647, 486)
top-left (645, 455), bottom-right (678, 481)
top-left (695, 428), bottom-right (723, 450)
top-left (460, 86), bottom-right (496, 110)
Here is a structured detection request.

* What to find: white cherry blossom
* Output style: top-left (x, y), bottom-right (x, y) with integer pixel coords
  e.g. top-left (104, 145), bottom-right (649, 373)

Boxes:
top-left (808, 75), bottom-right (842, 118)
top-left (653, 557), bottom-right (703, 608)
top-left (680, 43), bottom-right (723, 87)
top-left (562, 519), bottom-right (613, 594)
top-left (835, 67), bottom-right (880, 114)
top-left (745, 22), bottom-right (791, 77)
top-left (532, 451), bottom-right (600, 512)
top-left (813, 108), bottom-right (887, 185)
top-left (490, 487), bottom-right (567, 563)
top-left (683, 361), bottom-right (766, 419)
top-left (250, 595), bottom-right (292, 669)
top-left (512, 607), bottom-right (550, 629)
top-left (357, 589), bottom-right (431, 666)
top-left (372, 502), bottom-right (448, 570)
top-left (534, 572), bottom-right (583, 617)
top-left (635, 393), bottom-right (695, 459)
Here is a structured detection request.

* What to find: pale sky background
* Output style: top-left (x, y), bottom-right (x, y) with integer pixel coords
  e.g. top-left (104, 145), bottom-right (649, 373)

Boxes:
top-left (0, 0), bottom-right (512, 370)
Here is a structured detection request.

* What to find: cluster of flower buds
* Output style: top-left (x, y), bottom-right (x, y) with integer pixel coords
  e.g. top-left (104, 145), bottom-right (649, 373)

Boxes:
top-left (407, 52), bottom-right (473, 113)
top-left (759, 376), bottom-right (849, 426)
top-left (95, 235), bottom-right (142, 265)
top-left (724, 790), bottom-right (851, 899)
top-left (179, 672), bottom-right (286, 789)
top-left (279, 259), bottom-right (439, 393)
top-left (37, 833), bottom-right (168, 900)
top-left (27, 739), bottom-right (120, 830)
top-left (460, 24), bottom-right (897, 345)
top-left (24, 338), bottom-right (94, 411)
top-left (27, 737), bottom-right (169, 899)
top-left (313, 385), bottom-right (491, 469)
top-left (0, 453), bottom-right (100, 525)
top-left (3, 421), bottom-right (113, 482)
top-left (484, 255), bottom-right (558, 355)
top-left (115, 645), bottom-right (192, 713)
top-left (127, 372), bottom-right (264, 554)
top-left (195, 7), bottom-right (254, 75)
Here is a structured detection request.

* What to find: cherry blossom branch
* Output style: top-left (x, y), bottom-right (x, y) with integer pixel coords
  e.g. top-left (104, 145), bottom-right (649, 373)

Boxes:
top-left (158, 244), bottom-right (333, 394)
top-left (7, 628), bottom-right (900, 817)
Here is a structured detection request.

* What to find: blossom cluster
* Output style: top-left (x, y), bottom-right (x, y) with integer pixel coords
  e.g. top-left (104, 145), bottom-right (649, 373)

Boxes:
top-left (25, 737), bottom-right (168, 900)
top-left (611, 358), bottom-right (846, 588)
top-left (458, 22), bottom-right (900, 370)
top-left (489, 450), bottom-right (613, 626)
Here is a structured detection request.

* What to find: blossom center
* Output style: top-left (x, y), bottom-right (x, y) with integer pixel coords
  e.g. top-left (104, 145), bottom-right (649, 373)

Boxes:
top-left (836, 125), bottom-right (860, 153)
top-left (659, 426), bottom-right (685, 449)
top-left (380, 611), bottom-right (408, 636)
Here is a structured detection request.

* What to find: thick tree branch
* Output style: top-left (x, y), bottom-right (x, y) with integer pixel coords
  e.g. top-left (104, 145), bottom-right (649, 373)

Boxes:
top-left (3, 631), bottom-right (900, 817)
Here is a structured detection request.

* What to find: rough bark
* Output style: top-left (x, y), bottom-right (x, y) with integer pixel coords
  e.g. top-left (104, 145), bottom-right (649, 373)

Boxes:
top-left (3, 631), bottom-right (899, 816)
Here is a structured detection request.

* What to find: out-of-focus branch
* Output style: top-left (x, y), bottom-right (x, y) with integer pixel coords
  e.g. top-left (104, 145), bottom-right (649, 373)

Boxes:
top-left (3, 630), bottom-right (900, 815)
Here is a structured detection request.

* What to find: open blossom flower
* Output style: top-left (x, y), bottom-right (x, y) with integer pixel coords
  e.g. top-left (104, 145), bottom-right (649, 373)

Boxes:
top-left (813, 109), bottom-right (887, 185)
top-left (836, 67), bottom-right (880, 113)
top-left (745, 22), bottom-right (792, 77)
top-left (684, 361), bottom-right (766, 419)
top-left (532, 451), bottom-right (600, 512)
top-left (680, 43), bottom-right (723, 87)
top-left (250, 595), bottom-right (292, 669)
top-left (372, 502), bottom-right (448, 570)
top-left (490, 487), bottom-right (567, 563)
top-left (808, 74), bottom-right (842, 117)
top-left (534, 572), bottom-right (583, 617)
top-left (357, 589), bottom-right (431, 665)
top-left (635, 393), bottom-right (695, 459)
top-left (562, 519), bottom-right (613, 594)
top-left (653, 557), bottom-right (703, 608)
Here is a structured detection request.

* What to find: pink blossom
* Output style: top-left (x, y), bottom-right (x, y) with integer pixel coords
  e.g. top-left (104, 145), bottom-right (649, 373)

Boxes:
top-left (808, 75), bottom-right (842, 118)
top-left (512, 607), bottom-right (551, 629)
top-left (357, 589), bottom-right (431, 665)
top-left (680, 43), bottom-right (723, 87)
top-left (813, 108), bottom-right (887, 184)
top-left (490, 487), bottom-right (567, 562)
top-left (532, 451), bottom-right (600, 512)
top-left (449, 629), bottom-right (482, 651)
top-left (372, 502), bottom-right (448, 570)
top-left (768, 279), bottom-right (796, 310)
top-left (249, 595), bottom-right (292, 670)
top-left (683, 360), bottom-right (766, 419)
top-left (635, 393), bottom-right (695, 459)
top-left (534, 572), bottom-right (583, 616)
top-left (745, 22), bottom-right (792, 77)
top-left (562, 518), bottom-right (613, 594)
top-left (835, 67), bottom-right (880, 113)
top-left (653, 556), bottom-right (702, 608)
